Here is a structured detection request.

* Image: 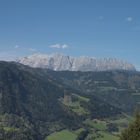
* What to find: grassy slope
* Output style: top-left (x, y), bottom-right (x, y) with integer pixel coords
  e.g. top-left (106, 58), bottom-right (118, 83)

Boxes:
top-left (62, 94), bottom-right (90, 115)
top-left (72, 94), bottom-right (90, 102)
top-left (46, 116), bottom-right (129, 140)
top-left (46, 130), bottom-right (77, 140)
top-left (84, 119), bottom-right (107, 130)
top-left (83, 116), bottom-right (132, 140)
top-left (95, 132), bottom-right (119, 140)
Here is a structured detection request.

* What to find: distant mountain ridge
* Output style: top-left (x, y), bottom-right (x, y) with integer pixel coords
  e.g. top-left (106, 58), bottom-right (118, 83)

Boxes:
top-left (18, 53), bottom-right (136, 71)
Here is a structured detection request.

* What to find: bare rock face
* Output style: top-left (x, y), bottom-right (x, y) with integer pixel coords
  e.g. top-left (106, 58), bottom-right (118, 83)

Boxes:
top-left (17, 53), bottom-right (136, 71)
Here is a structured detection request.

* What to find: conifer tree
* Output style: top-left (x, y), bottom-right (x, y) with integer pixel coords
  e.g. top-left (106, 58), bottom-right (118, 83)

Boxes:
top-left (120, 111), bottom-right (140, 140)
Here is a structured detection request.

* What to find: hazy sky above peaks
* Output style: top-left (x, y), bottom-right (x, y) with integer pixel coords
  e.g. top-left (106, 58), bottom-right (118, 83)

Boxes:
top-left (0, 0), bottom-right (140, 69)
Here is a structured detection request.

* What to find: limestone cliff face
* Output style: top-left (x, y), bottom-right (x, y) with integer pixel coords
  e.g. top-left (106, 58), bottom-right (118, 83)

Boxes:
top-left (18, 53), bottom-right (136, 71)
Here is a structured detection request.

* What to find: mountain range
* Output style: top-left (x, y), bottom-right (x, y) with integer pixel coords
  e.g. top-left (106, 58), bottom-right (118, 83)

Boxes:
top-left (18, 53), bottom-right (136, 71)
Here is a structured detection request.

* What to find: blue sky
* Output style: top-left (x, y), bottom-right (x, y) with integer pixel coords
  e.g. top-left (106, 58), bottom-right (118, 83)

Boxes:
top-left (0, 0), bottom-right (140, 69)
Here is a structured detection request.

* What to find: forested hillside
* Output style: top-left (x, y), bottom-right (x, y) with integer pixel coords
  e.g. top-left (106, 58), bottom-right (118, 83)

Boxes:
top-left (0, 61), bottom-right (140, 139)
top-left (46, 70), bottom-right (140, 113)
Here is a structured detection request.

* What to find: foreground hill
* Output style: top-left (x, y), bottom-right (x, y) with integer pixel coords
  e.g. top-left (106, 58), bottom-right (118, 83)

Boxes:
top-left (0, 61), bottom-right (121, 140)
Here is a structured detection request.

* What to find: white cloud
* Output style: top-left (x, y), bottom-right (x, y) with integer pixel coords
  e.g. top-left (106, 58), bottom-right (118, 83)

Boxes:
top-left (14, 45), bottom-right (20, 49)
top-left (14, 45), bottom-right (37, 52)
top-left (126, 17), bottom-right (133, 22)
top-left (49, 44), bottom-right (69, 49)
top-left (29, 48), bottom-right (37, 52)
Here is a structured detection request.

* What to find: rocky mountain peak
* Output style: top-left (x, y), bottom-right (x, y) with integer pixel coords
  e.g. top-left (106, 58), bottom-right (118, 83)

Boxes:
top-left (17, 53), bottom-right (136, 71)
